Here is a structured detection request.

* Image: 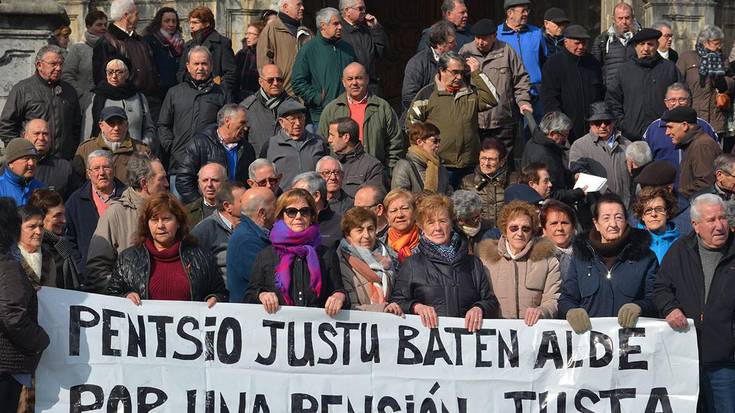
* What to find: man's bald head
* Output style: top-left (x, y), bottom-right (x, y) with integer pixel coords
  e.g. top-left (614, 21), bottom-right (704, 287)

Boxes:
top-left (241, 187), bottom-right (276, 228)
top-left (23, 119), bottom-right (51, 154)
top-left (259, 64), bottom-right (285, 97)
top-left (342, 62), bottom-right (369, 100)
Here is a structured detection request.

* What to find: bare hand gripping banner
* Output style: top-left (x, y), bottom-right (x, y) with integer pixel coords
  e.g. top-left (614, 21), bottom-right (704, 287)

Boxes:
top-left (35, 287), bottom-right (699, 412)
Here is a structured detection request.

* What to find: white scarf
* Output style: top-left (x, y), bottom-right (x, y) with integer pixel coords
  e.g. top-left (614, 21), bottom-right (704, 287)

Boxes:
top-left (20, 245), bottom-right (42, 281)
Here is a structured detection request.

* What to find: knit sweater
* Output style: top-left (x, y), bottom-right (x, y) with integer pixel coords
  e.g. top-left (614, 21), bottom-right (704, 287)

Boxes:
top-left (698, 238), bottom-right (724, 303)
top-left (146, 239), bottom-right (191, 301)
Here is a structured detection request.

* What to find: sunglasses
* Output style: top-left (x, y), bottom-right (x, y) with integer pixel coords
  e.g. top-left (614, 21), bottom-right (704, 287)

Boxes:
top-left (508, 225), bottom-right (533, 233)
top-left (254, 177), bottom-right (279, 187)
top-left (284, 207), bottom-right (313, 218)
top-left (591, 119), bottom-right (613, 127)
top-left (262, 76), bottom-right (284, 84)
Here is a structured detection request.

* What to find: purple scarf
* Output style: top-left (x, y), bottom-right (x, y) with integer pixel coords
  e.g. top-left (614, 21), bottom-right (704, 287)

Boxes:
top-left (270, 220), bottom-right (322, 305)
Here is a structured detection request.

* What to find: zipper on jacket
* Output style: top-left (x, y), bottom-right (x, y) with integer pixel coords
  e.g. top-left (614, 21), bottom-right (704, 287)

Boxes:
top-left (181, 252), bottom-right (194, 300)
top-left (513, 261), bottom-right (520, 318)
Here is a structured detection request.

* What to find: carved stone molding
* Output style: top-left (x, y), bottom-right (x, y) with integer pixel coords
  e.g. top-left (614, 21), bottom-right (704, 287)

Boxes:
top-left (0, 49), bottom-right (34, 67)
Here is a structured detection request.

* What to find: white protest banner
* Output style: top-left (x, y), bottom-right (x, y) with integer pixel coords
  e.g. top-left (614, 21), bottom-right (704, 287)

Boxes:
top-left (36, 287), bottom-right (699, 412)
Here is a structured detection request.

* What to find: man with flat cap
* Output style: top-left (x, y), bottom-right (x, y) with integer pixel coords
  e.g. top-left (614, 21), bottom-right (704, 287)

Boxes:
top-left (542, 7), bottom-right (569, 57)
top-left (260, 100), bottom-right (328, 191)
top-left (459, 18), bottom-right (531, 155)
top-left (633, 159), bottom-right (692, 234)
top-left (541, 25), bottom-right (604, 143)
top-left (662, 106), bottom-right (721, 199)
top-left (606, 28), bottom-right (681, 141)
top-left (0, 138), bottom-right (45, 206)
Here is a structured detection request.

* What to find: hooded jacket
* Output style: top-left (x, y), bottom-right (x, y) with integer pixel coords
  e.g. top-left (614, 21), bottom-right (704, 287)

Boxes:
top-left (638, 222), bottom-right (680, 263)
top-left (558, 228), bottom-right (658, 318)
top-left (477, 237), bottom-right (561, 319)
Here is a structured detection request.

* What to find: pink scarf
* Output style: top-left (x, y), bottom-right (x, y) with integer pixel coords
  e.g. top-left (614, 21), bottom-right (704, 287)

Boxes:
top-left (270, 220), bottom-right (322, 305)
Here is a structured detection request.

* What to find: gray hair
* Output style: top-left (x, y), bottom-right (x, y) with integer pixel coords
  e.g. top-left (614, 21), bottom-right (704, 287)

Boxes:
top-left (105, 59), bottom-right (129, 74)
top-left (126, 153), bottom-right (154, 190)
top-left (109, 0), bottom-right (136, 21)
top-left (197, 162), bottom-right (226, 179)
top-left (339, 0), bottom-right (359, 10)
top-left (35, 45), bottom-right (64, 64)
top-left (666, 82), bottom-right (691, 98)
top-left (624, 141), bottom-right (652, 167)
top-left (316, 7), bottom-right (340, 28)
top-left (451, 190), bottom-right (483, 221)
top-left (215, 182), bottom-right (244, 211)
top-left (217, 104), bottom-right (246, 126)
top-left (277, 0), bottom-right (292, 8)
top-left (316, 155), bottom-right (343, 172)
top-left (714, 153), bottom-right (735, 175)
top-left (539, 111), bottom-right (573, 135)
top-left (652, 20), bottom-right (672, 32)
top-left (248, 158), bottom-right (278, 180)
top-left (697, 25), bottom-right (725, 45)
top-left (691, 193), bottom-right (726, 222)
top-left (428, 20), bottom-right (456, 48)
top-left (187, 45), bottom-right (211, 63)
top-left (87, 149), bottom-right (113, 165)
top-left (438, 51), bottom-right (464, 71)
top-left (292, 171), bottom-right (327, 201)
top-left (442, 0), bottom-right (465, 14)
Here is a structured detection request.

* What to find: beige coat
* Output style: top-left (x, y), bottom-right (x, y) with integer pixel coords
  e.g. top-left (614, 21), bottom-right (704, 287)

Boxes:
top-left (678, 50), bottom-right (735, 134)
top-left (338, 250), bottom-right (391, 312)
top-left (256, 16), bottom-right (312, 95)
top-left (477, 236), bottom-right (560, 319)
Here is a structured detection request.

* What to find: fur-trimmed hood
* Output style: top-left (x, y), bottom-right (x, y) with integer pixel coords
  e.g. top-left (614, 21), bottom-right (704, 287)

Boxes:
top-left (477, 236), bottom-right (557, 264)
top-left (572, 228), bottom-right (652, 262)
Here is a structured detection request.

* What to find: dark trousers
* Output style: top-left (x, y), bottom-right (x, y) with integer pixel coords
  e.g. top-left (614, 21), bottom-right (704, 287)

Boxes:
top-left (0, 374), bottom-right (21, 413)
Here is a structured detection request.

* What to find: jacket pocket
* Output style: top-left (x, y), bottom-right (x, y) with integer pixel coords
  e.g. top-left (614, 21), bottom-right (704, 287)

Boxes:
top-left (615, 265), bottom-right (644, 298)
top-left (524, 265), bottom-right (547, 291)
top-left (577, 266), bottom-right (600, 298)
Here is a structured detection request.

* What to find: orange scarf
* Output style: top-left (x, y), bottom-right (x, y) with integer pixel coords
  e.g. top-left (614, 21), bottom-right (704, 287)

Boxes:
top-left (346, 254), bottom-right (386, 304)
top-left (387, 225), bottom-right (420, 263)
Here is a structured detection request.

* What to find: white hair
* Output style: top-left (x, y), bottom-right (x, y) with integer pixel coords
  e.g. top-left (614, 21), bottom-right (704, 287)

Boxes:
top-left (625, 141), bottom-right (652, 167)
top-left (339, 0), bottom-right (359, 10)
top-left (105, 59), bottom-right (129, 73)
top-left (187, 45), bottom-right (212, 63)
top-left (109, 0), bottom-right (136, 22)
top-left (248, 158), bottom-right (277, 180)
top-left (315, 155), bottom-right (342, 172)
top-left (316, 7), bottom-right (340, 28)
top-left (87, 150), bottom-right (113, 165)
top-left (197, 163), bottom-right (226, 179)
top-left (691, 193), bottom-right (726, 222)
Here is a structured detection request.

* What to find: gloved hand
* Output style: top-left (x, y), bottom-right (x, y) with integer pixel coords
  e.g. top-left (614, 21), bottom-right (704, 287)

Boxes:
top-left (566, 308), bottom-right (591, 334)
top-left (617, 303), bottom-right (641, 328)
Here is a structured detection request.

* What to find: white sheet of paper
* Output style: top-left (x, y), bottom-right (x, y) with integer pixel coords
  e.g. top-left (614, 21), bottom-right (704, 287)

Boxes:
top-left (574, 173), bottom-right (607, 192)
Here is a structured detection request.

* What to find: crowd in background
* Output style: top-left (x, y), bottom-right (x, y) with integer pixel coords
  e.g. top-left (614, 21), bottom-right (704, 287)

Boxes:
top-left (2, 0), bottom-right (735, 411)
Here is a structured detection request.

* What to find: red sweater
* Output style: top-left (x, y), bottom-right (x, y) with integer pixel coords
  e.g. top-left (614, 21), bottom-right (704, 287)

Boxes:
top-left (145, 239), bottom-right (191, 301)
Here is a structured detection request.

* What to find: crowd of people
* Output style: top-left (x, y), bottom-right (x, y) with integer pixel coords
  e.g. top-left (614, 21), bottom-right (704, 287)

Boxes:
top-left (1, 0), bottom-right (735, 411)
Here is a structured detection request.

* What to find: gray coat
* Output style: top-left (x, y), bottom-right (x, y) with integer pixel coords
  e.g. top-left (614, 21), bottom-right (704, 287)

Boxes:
top-left (239, 91), bottom-right (297, 156)
top-left (336, 143), bottom-right (385, 198)
top-left (260, 129), bottom-right (328, 191)
top-left (191, 211), bottom-right (234, 284)
top-left (62, 33), bottom-right (98, 109)
top-left (569, 131), bottom-right (632, 206)
top-left (83, 92), bottom-right (155, 145)
top-left (391, 151), bottom-right (450, 194)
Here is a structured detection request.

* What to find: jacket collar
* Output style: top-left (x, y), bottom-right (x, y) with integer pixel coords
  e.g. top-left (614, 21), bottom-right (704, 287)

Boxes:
top-left (682, 230), bottom-right (735, 262)
top-left (80, 178), bottom-right (125, 201)
top-left (119, 187), bottom-right (145, 209)
top-left (239, 214), bottom-right (270, 240)
top-left (676, 125), bottom-right (703, 149)
top-left (336, 143), bottom-right (365, 163)
top-left (462, 40), bottom-right (505, 60)
top-left (433, 74), bottom-right (474, 99)
top-left (95, 135), bottom-right (135, 153)
top-left (572, 227), bottom-right (652, 262)
top-left (2, 168), bottom-right (31, 187)
top-left (107, 22), bottom-right (138, 40)
top-left (500, 21), bottom-right (530, 34)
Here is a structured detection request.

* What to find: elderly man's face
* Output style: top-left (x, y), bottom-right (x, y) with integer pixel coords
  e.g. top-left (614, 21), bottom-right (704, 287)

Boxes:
top-left (715, 166), bottom-right (735, 193)
top-left (259, 65), bottom-right (284, 97)
top-left (506, 6), bottom-right (529, 27)
top-left (342, 64), bottom-right (368, 100)
top-left (693, 203), bottom-right (729, 248)
top-left (282, 0), bottom-right (304, 21)
top-left (343, 0), bottom-right (366, 23)
top-left (634, 39), bottom-right (657, 59)
top-left (664, 121), bottom-right (689, 145)
top-left (658, 25), bottom-right (673, 51)
top-left (99, 117), bottom-right (128, 142)
top-left (435, 36), bottom-right (457, 54)
top-left (474, 34), bottom-right (496, 53)
top-left (8, 156), bottom-right (37, 179)
top-left (198, 166), bottom-right (224, 204)
top-left (146, 161), bottom-right (170, 195)
top-left (186, 50), bottom-right (212, 81)
top-left (318, 158), bottom-right (344, 194)
top-left (590, 119), bottom-right (615, 140)
top-left (23, 120), bottom-right (50, 154)
top-left (564, 38), bottom-right (587, 56)
top-left (446, 1), bottom-right (468, 30)
top-left (248, 165), bottom-right (280, 194)
top-left (36, 51), bottom-right (64, 82)
top-left (664, 89), bottom-right (691, 110)
top-left (278, 112), bottom-right (306, 138)
top-left (613, 6), bottom-right (633, 33)
top-left (440, 59), bottom-right (465, 91)
top-left (321, 14), bottom-right (342, 40)
top-left (87, 156), bottom-right (114, 191)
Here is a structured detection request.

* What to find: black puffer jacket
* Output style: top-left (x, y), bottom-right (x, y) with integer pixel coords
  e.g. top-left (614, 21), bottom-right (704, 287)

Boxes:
top-left (0, 252), bottom-right (50, 373)
top-left (244, 244), bottom-right (348, 308)
top-left (390, 235), bottom-right (499, 318)
top-left (175, 124), bottom-right (256, 203)
top-left (106, 241), bottom-right (228, 302)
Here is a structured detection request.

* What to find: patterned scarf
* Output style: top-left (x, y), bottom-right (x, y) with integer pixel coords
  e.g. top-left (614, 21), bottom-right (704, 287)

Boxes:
top-left (696, 42), bottom-right (726, 86)
top-left (387, 224), bottom-right (420, 264)
top-left (419, 231), bottom-right (463, 263)
top-left (270, 220), bottom-right (322, 305)
top-left (408, 145), bottom-right (440, 192)
top-left (339, 239), bottom-right (397, 304)
top-left (159, 29), bottom-right (184, 57)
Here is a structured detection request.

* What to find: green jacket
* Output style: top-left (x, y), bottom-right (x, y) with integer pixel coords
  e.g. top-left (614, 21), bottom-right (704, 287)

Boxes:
top-left (292, 33), bottom-right (356, 122)
top-left (407, 71), bottom-right (498, 168)
top-left (318, 93), bottom-right (406, 170)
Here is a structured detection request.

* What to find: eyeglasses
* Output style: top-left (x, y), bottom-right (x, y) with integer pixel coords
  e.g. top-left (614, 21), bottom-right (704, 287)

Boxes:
top-left (284, 207), bottom-right (313, 218)
top-left (643, 206), bottom-right (666, 216)
top-left (262, 76), bottom-right (284, 84)
top-left (591, 120), bottom-right (613, 127)
top-left (664, 97), bottom-right (689, 104)
top-left (480, 156), bottom-right (499, 163)
top-left (253, 177), bottom-right (279, 187)
top-left (88, 165), bottom-right (113, 173)
top-left (508, 225), bottom-right (533, 233)
top-left (319, 170), bottom-right (343, 178)
top-left (41, 60), bottom-right (63, 68)
top-left (106, 70), bottom-right (126, 76)
top-left (283, 115), bottom-right (305, 125)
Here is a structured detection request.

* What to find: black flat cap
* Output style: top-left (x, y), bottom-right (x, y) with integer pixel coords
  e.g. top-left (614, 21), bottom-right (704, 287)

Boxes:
top-left (660, 107), bottom-right (698, 125)
top-left (277, 100), bottom-right (307, 118)
top-left (472, 19), bottom-right (497, 36)
top-left (586, 101), bottom-right (616, 122)
top-left (563, 25), bottom-right (590, 40)
top-left (504, 0), bottom-right (532, 10)
top-left (634, 160), bottom-right (677, 187)
top-left (630, 28), bottom-right (662, 44)
top-left (544, 7), bottom-right (569, 24)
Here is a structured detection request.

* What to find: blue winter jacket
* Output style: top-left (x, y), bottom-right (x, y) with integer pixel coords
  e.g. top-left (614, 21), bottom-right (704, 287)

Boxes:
top-left (643, 118), bottom-right (718, 190)
top-left (637, 222), bottom-right (680, 263)
top-left (226, 215), bottom-right (271, 303)
top-left (496, 22), bottom-right (547, 93)
top-left (558, 228), bottom-right (658, 318)
top-left (0, 168), bottom-right (45, 206)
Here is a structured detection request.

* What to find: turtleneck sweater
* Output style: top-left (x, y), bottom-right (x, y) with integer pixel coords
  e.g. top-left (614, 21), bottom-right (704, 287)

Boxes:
top-left (145, 238), bottom-right (191, 301)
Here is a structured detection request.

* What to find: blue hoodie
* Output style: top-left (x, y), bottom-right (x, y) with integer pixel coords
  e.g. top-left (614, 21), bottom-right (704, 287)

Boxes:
top-left (0, 168), bottom-right (45, 206)
top-left (638, 221), bottom-right (680, 263)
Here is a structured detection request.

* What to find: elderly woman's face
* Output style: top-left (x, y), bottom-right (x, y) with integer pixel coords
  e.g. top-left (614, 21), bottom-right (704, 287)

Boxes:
top-left (543, 210), bottom-right (574, 249)
top-left (283, 198), bottom-right (313, 233)
top-left (20, 215), bottom-right (44, 253)
top-left (479, 148), bottom-right (502, 176)
top-left (704, 38), bottom-right (723, 52)
top-left (421, 208), bottom-right (453, 245)
top-left (106, 64), bottom-right (128, 86)
top-left (148, 209), bottom-right (180, 248)
top-left (594, 202), bottom-right (627, 243)
top-left (346, 220), bottom-right (376, 249)
top-left (506, 214), bottom-right (533, 253)
top-left (386, 196), bottom-right (415, 233)
top-left (641, 197), bottom-right (668, 233)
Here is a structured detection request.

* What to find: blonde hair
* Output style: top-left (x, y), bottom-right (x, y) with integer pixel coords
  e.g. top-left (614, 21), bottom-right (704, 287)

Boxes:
top-left (416, 194), bottom-right (453, 228)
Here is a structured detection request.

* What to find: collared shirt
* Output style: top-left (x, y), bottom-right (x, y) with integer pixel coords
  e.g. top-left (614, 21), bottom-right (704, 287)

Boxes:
top-left (217, 130), bottom-right (239, 151)
top-left (92, 185), bottom-right (116, 217)
top-left (217, 211), bottom-right (235, 232)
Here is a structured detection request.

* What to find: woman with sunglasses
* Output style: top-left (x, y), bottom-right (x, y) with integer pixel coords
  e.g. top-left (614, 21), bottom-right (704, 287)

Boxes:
top-left (390, 194), bottom-right (498, 332)
top-left (476, 201), bottom-right (560, 326)
top-left (559, 193), bottom-right (658, 334)
top-left (245, 189), bottom-right (348, 315)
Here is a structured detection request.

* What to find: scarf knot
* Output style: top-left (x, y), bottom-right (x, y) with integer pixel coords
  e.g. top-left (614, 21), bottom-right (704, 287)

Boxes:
top-left (696, 42), bottom-right (726, 87)
top-left (270, 220), bottom-right (322, 305)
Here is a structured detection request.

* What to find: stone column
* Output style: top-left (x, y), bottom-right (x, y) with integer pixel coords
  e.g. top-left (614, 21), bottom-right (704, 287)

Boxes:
top-left (641, 0), bottom-right (717, 52)
top-left (0, 1), bottom-right (69, 110)
top-left (63, 0), bottom-right (91, 44)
